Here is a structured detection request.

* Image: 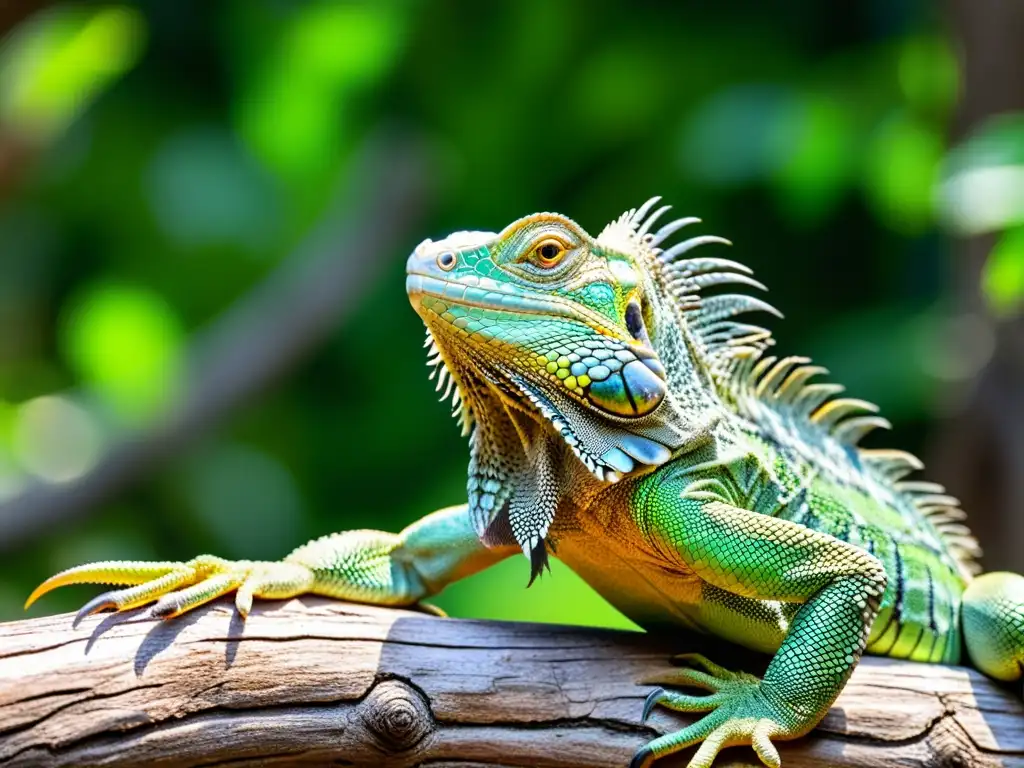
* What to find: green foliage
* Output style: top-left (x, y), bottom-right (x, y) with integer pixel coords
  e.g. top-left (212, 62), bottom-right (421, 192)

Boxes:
top-left (897, 35), bottom-right (959, 115)
top-left (234, 1), bottom-right (407, 215)
top-left (940, 115), bottom-right (1024, 316)
top-left (983, 227), bottom-right (1024, 316)
top-left (2, 1), bottom-right (1015, 625)
top-left (863, 112), bottom-right (943, 234)
top-left (940, 114), bottom-right (1024, 235)
top-left (0, 5), bottom-right (145, 140)
top-left (768, 93), bottom-right (857, 225)
top-left (60, 282), bottom-right (184, 423)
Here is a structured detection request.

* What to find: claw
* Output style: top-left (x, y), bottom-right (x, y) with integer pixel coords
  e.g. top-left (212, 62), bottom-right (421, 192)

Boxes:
top-left (235, 586), bottom-right (254, 618)
top-left (150, 597), bottom-right (179, 619)
top-left (151, 573), bottom-right (243, 619)
top-left (416, 601), bottom-right (447, 617)
top-left (29, 556), bottom-right (314, 623)
top-left (25, 561), bottom-right (184, 610)
top-left (641, 688), bottom-right (665, 722)
top-left (73, 593), bottom-right (118, 626)
top-left (634, 655), bottom-right (803, 767)
top-left (629, 745), bottom-right (655, 768)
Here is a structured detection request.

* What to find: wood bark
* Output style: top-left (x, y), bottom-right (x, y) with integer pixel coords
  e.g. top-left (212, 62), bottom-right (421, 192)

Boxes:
top-left (0, 598), bottom-right (1020, 767)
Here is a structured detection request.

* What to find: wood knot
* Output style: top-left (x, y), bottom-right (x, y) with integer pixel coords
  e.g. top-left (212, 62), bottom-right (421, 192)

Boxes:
top-left (359, 678), bottom-right (433, 752)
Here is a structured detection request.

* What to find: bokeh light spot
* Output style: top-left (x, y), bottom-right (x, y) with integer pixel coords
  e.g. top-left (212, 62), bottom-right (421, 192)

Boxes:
top-left (983, 227), bottom-right (1024, 317)
top-left (863, 112), bottom-right (943, 234)
top-left (939, 115), bottom-right (1024, 236)
top-left (0, 5), bottom-right (145, 141)
top-left (12, 395), bottom-right (102, 482)
top-left (60, 283), bottom-right (185, 423)
top-left (147, 127), bottom-right (282, 253)
top-left (766, 93), bottom-right (856, 224)
top-left (236, 3), bottom-right (404, 184)
top-left (679, 84), bottom-right (789, 187)
top-left (898, 36), bottom-right (959, 115)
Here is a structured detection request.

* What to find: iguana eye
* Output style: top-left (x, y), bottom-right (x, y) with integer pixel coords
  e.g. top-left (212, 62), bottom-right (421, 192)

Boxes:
top-left (531, 239), bottom-right (568, 268)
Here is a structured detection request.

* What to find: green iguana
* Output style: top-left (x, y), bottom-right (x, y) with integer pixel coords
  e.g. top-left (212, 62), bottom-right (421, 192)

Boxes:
top-left (28, 199), bottom-right (1024, 767)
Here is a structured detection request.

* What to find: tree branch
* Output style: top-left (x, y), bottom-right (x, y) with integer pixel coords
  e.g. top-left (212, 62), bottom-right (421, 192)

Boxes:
top-left (0, 600), bottom-right (1020, 767)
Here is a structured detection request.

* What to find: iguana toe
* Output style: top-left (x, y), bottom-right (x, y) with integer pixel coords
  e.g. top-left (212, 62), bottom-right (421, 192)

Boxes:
top-left (635, 656), bottom-right (806, 767)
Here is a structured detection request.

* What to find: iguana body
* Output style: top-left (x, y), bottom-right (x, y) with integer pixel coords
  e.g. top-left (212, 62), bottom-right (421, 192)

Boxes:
top-left (28, 199), bottom-right (1024, 767)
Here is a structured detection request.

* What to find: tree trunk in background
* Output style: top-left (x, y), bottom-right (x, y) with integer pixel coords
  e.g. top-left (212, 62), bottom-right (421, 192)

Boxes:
top-left (0, 3), bottom-right (47, 198)
top-left (934, 0), bottom-right (1024, 573)
top-left (0, 1), bottom-right (45, 37)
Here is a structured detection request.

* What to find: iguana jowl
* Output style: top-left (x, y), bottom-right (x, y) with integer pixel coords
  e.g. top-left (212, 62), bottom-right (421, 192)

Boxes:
top-left (28, 199), bottom-right (1024, 767)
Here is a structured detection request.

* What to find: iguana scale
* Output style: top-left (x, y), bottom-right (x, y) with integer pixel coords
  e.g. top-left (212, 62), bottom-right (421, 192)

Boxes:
top-left (28, 199), bottom-right (1024, 767)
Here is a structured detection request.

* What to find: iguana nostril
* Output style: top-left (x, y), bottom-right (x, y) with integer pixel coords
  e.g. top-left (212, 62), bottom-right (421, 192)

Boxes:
top-left (437, 251), bottom-right (457, 271)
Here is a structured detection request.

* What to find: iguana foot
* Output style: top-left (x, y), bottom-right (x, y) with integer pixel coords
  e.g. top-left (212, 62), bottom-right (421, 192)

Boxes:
top-left (25, 555), bottom-right (314, 621)
top-left (632, 654), bottom-right (806, 768)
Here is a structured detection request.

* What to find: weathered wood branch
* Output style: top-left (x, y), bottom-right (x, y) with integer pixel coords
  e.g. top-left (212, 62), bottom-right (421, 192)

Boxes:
top-left (0, 599), bottom-right (1021, 767)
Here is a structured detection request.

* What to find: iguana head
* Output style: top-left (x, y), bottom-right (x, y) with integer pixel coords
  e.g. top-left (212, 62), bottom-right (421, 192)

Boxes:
top-left (405, 199), bottom-right (737, 573)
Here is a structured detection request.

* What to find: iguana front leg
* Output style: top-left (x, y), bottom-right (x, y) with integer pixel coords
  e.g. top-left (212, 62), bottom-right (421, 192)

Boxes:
top-left (26, 505), bottom-right (514, 619)
top-left (632, 486), bottom-right (887, 768)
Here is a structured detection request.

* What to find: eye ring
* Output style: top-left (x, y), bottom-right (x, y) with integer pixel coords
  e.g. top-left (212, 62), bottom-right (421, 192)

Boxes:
top-left (437, 251), bottom-right (457, 271)
top-left (532, 238), bottom-right (567, 268)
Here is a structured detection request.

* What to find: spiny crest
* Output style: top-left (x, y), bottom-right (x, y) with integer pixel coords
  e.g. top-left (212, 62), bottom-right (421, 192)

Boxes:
top-left (615, 196), bottom-right (980, 579)
top-left (604, 196), bottom-right (781, 368)
top-left (717, 337), bottom-right (980, 579)
top-left (894, 480), bottom-right (982, 578)
top-left (424, 329), bottom-right (473, 436)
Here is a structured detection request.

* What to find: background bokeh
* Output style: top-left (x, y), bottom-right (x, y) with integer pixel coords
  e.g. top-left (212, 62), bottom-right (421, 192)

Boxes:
top-left (2, 0), bottom-right (1022, 627)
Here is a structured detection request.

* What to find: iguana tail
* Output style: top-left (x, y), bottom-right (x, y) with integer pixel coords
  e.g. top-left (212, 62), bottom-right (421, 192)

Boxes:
top-left (962, 571), bottom-right (1024, 682)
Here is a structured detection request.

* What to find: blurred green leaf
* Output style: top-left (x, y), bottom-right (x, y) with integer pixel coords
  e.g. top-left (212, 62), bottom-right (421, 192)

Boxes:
top-left (146, 127), bottom-right (282, 254)
top-left (0, 5), bottom-right (145, 141)
top-left (939, 113), bottom-right (1024, 235)
top-left (897, 36), bottom-right (959, 116)
top-left (59, 283), bottom-right (185, 423)
top-left (982, 226), bottom-right (1024, 316)
top-left (680, 84), bottom-right (790, 187)
top-left (767, 93), bottom-right (856, 225)
top-left (235, 2), bottom-right (405, 189)
top-left (0, 401), bottom-right (22, 503)
top-left (863, 111), bottom-right (943, 234)
top-left (0, 401), bottom-right (16, 451)
top-left (574, 44), bottom-right (667, 142)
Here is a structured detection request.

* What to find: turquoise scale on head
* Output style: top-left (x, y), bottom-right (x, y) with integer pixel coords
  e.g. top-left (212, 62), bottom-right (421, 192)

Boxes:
top-left (564, 281), bottom-right (619, 323)
top-left (460, 247), bottom-right (483, 269)
top-left (412, 212), bottom-right (673, 427)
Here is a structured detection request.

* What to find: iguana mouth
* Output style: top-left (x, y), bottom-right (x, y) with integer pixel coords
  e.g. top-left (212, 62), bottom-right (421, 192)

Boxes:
top-left (406, 272), bottom-right (625, 338)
